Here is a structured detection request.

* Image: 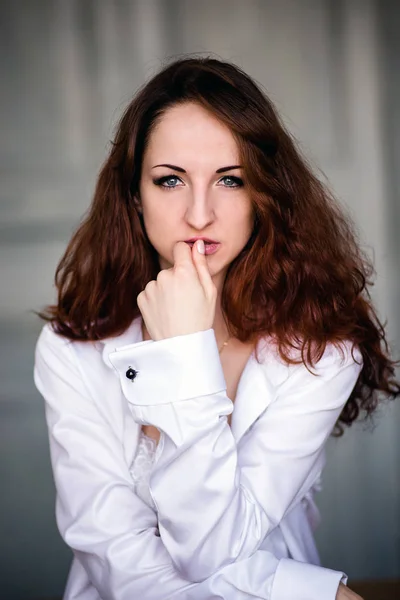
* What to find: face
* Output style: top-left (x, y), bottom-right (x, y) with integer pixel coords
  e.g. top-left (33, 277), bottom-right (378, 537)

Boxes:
top-left (138, 102), bottom-right (254, 292)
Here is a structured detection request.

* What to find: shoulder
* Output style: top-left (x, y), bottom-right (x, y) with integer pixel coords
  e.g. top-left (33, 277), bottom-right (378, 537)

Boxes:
top-left (35, 324), bottom-right (73, 364)
top-left (35, 323), bottom-right (102, 370)
top-left (34, 323), bottom-right (120, 418)
top-left (257, 336), bottom-right (363, 394)
top-left (36, 322), bottom-right (71, 350)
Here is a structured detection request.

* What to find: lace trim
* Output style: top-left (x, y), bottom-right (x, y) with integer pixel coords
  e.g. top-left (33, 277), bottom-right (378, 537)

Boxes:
top-left (130, 430), bottom-right (158, 510)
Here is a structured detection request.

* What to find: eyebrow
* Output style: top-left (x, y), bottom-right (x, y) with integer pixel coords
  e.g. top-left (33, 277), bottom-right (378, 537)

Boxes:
top-left (151, 163), bottom-right (243, 173)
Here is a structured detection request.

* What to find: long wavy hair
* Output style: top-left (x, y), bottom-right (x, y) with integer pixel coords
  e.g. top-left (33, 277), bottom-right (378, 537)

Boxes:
top-left (39, 56), bottom-right (399, 434)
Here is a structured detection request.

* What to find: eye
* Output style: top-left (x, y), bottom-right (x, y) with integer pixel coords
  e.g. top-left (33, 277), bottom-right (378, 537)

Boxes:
top-left (152, 175), bottom-right (183, 190)
top-left (219, 175), bottom-right (243, 188)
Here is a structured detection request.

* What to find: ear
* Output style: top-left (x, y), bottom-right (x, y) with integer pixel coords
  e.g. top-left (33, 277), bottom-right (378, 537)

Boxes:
top-left (133, 194), bottom-right (143, 214)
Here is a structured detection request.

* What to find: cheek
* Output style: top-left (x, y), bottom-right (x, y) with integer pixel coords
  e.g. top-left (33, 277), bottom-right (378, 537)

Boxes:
top-left (232, 204), bottom-right (254, 240)
top-left (141, 202), bottom-right (177, 251)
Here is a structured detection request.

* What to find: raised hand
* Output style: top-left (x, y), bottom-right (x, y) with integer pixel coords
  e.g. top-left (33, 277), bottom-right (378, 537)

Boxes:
top-left (137, 240), bottom-right (217, 342)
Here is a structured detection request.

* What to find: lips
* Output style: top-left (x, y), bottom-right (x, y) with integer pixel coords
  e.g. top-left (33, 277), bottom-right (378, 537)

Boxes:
top-left (185, 238), bottom-right (219, 244)
top-left (186, 241), bottom-right (215, 247)
top-left (184, 239), bottom-right (221, 256)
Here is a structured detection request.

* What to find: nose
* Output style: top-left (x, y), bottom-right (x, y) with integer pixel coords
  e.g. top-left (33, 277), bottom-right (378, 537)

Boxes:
top-left (184, 188), bottom-right (215, 230)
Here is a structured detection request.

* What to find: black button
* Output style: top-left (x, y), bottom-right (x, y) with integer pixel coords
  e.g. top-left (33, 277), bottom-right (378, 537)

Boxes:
top-left (126, 367), bottom-right (138, 381)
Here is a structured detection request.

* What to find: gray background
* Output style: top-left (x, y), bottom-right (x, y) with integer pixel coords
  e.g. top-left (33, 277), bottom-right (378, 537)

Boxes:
top-left (1, 1), bottom-right (399, 598)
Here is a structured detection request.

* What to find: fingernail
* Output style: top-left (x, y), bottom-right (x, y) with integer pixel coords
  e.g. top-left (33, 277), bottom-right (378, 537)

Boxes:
top-left (197, 240), bottom-right (205, 254)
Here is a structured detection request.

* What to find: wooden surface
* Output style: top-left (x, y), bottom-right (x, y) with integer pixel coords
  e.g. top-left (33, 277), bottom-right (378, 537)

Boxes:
top-left (33, 581), bottom-right (400, 600)
top-left (349, 580), bottom-right (400, 600)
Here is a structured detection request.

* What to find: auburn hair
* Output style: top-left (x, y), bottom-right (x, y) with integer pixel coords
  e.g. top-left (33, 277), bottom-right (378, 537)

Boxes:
top-left (39, 56), bottom-right (399, 434)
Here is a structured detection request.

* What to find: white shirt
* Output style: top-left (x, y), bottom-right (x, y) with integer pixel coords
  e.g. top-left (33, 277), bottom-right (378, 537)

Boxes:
top-left (33, 315), bottom-right (363, 600)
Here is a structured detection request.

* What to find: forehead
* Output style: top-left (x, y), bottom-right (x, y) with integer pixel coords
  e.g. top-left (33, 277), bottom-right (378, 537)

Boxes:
top-left (143, 102), bottom-right (240, 166)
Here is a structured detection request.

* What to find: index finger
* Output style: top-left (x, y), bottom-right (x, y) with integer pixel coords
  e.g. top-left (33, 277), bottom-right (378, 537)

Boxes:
top-left (172, 241), bottom-right (195, 269)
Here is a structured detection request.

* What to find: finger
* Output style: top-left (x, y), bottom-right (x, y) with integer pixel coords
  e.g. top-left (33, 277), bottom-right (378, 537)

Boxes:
top-left (191, 239), bottom-right (215, 296)
top-left (172, 241), bottom-right (195, 270)
top-left (136, 290), bottom-right (146, 312)
top-left (156, 267), bottom-right (172, 283)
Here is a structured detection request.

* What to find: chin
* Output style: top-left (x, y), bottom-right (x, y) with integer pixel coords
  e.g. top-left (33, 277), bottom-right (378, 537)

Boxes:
top-left (209, 259), bottom-right (229, 279)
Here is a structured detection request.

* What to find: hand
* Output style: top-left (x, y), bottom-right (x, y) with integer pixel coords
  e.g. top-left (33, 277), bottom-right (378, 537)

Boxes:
top-left (336, 583), bottom-right (364, 600)
top-left (137, 240), bottom-right (217, 341)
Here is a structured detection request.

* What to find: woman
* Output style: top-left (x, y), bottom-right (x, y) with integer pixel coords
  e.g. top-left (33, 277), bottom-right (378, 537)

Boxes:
top-left (34, 57), bottom-right (399, 599)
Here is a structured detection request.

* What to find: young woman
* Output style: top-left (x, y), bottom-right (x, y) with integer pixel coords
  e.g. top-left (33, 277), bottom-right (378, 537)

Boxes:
top-left (34, 57), bottom-right (399, 600)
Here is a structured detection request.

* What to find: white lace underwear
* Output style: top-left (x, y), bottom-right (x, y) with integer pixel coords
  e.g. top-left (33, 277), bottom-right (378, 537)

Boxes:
top-left (130, 430), bottom-right (158, 510)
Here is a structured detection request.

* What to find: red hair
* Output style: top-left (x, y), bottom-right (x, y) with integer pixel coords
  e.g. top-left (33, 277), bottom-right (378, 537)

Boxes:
top-left (39, 57), bottom-right (399, 434)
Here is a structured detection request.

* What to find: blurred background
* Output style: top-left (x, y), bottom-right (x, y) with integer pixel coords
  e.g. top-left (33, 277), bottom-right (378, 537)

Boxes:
top-left (0, 0), bottom-right (399, 598)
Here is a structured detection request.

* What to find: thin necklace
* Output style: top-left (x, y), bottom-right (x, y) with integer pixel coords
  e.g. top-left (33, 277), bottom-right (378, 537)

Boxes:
top-left (218, 334), bottom-right (232, 354)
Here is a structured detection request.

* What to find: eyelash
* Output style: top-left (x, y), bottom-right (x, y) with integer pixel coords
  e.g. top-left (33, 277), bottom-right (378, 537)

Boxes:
top-left (152, 174), bottom-right (244, 190)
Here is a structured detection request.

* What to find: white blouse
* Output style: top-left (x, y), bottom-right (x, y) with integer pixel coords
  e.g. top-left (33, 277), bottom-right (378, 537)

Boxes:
top-left (34, 317), bottom-right (362, 599)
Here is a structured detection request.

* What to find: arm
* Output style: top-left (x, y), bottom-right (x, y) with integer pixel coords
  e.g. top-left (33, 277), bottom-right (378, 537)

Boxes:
top-left (109, 329), bottom-right (363, 581)
top-left (35, 324), bottom-right (349, 600)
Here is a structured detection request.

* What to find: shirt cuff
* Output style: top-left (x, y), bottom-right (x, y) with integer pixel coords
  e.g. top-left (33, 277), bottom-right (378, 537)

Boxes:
top-left (271, 558), bottom-right (347, 600)
top-left (108, 329), bottom-right (227, 406)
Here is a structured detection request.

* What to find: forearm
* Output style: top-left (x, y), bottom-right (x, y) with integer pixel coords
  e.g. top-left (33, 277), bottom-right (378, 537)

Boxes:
top-left (144, 404), bottom-right (269, 580)
top-left (69, 530), bottom-right (346, 600)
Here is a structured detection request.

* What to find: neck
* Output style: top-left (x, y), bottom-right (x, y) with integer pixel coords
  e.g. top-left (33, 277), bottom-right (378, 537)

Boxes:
top-left (212, 293), bottom-right (231, 350)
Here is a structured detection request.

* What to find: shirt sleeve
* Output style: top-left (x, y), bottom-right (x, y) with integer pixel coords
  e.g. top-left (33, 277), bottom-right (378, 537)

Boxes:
top-left (108, 328), bottom-right (363, 582)
top-left (34, 324), bottom-right (348, 600)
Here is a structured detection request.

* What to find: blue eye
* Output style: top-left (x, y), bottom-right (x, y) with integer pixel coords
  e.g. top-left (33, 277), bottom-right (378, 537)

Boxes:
top-left (152, 174), bottom-right (244, 190)
top-left (220, 175), bottom-right (243, 188)
top-left (153, 175), bottom-right (182, 189)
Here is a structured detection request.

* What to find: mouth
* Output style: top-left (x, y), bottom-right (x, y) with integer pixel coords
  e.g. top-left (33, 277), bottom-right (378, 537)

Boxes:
top-left (185, 239), bottom-right (221, 256)
top-left (185, 237), bottom-right (219, 244)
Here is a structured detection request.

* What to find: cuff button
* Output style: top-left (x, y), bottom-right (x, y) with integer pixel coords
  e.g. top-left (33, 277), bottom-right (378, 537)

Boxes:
top-left (126, 367), bottom-right (138, 381)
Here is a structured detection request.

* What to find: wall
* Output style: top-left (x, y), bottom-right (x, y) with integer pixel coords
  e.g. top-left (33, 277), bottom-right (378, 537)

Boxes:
top-left (0, 1), bottom-right (398, 597)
